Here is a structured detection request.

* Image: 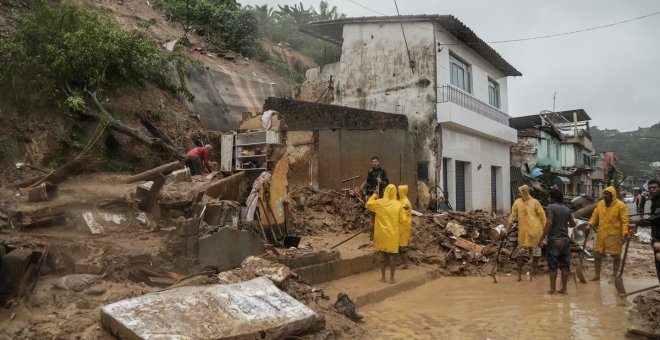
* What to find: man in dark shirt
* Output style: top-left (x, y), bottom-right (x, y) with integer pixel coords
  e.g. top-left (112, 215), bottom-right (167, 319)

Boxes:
top-left (639, 179), bottom-right (660, 283)
top-left (365, 156), bottom-right (389, 199)
top-left (539, 189), bottom-right (576, 294)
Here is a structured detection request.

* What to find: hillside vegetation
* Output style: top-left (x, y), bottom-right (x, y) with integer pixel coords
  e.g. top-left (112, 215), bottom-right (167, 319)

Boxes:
top-left (591, 123), bottom-right (660, 180)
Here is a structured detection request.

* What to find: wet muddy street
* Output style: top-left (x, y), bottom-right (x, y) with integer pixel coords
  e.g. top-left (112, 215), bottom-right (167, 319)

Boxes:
top-left (360, 275), bottom-right (657, 339)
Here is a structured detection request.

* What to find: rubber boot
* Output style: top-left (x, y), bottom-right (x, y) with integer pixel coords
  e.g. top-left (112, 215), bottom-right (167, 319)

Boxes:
top-left (613, 256), bottom-right (621, 278)
top-left (591, 257), bottom-right (602, 281)
top-left (559, 271), bottom-right (569, 294)
top-left (548, 272), bottom-right (557, 294)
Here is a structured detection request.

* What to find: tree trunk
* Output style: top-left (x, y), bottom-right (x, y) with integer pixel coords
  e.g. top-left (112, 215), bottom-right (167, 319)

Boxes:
top-left (122, 161), bottom-right (182, 183)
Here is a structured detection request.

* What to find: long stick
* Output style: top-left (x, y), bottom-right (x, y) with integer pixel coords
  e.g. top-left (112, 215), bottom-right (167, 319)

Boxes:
top-left (330, 226), bottom-right (371, 249)
top-left (619, 285), bottom-right (660, 298)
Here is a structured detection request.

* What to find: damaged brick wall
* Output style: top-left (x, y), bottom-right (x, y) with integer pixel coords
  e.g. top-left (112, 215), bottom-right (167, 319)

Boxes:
top-left (510, 130), bottom-right (538, 169)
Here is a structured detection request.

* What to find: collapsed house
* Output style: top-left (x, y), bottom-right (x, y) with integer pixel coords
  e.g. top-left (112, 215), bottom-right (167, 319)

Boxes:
top-left (509, 110), bottom-right (596, 199)
top-left (301, 15), bottom-right (520, 212)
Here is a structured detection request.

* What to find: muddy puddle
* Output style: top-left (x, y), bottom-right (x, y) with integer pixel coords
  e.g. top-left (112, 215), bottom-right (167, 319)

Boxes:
top-left (361, 275), bottom-right (657, 339)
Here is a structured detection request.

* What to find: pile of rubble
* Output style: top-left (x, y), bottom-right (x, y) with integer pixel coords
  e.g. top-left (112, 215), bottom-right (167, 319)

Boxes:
top-left (287, 185), bottom-right (371, 235)
top-left (631, 289), bottom-right (660, 336)
top-left (406, 210), bottom-right (516, 276)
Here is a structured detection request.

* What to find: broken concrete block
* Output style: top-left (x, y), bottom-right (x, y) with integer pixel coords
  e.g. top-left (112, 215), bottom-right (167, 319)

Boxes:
top-left (136, 181), bottom-right (153, 200)
top-left (81, 212), bottom-right (105, 235)
top-left (241, 256), bottom-right (292, 284)
top-left (101, 277), bottom-right (318, 339)
top-left (26, 182), bottom-right (58, 202)
top-left (0, 248), bottom-right (38, 299)
top-left (177, 218), bottom-right (200, 237)
top-left (197, 228), bottom-right (264, 271)
top-left (168, 167), bottom-right (191, 182)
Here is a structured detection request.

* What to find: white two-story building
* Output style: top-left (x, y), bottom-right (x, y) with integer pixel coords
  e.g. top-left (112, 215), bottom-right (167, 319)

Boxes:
top-left (303, 15), bottom-right (520, 212)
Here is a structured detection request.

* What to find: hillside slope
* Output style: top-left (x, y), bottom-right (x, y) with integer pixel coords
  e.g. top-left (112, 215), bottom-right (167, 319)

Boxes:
top-left (591, 123), bottom-right (660, 180)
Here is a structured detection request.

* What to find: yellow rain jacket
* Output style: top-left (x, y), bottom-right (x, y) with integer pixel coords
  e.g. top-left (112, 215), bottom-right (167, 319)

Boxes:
top-left (398, 185), bottom-right (412, 247)
top-left (589, 186), bottom-right (629, 255)
top-left (508, 187), bottom-right (547, 248)
top-left (366, 184), bottom-right (401, 253)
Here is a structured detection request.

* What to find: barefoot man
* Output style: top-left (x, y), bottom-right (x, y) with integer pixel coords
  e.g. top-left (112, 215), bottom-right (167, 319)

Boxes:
top-left (539, 189), bottom-right (576, 294)
top-left (587, 186), bottom-right (629, 281)
top-left (367, 184), bottom-right (401, 283)
top-left (398, 185), bottom-right (412, 269)
top-left (505, 185), bottom-right (546, 281)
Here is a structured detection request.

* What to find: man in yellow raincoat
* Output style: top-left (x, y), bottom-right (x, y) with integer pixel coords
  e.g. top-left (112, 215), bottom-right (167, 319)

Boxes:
top-left (505, 185), bottom-right (547, 281)
top-left (398, 185), bottom-right (413, 269)
top-left (588, 186), bottom-right (629, 281)
top-left (367, 184), bottom-right (402, 283)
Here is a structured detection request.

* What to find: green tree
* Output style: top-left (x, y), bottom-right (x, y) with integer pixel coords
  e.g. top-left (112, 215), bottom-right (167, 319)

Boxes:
top-left (0, 1), bottom-right (190, 153)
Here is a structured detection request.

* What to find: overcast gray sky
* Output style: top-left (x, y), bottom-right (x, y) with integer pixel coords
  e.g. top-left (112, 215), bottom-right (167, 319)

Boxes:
top-left (241, 0), bottom-right (660, 131)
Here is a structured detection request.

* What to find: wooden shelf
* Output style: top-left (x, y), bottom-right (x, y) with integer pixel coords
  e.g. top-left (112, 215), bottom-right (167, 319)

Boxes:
top-left (235, 167), bottom-right (267, 171)
top-left (236, 155), bottom-right (267, 159)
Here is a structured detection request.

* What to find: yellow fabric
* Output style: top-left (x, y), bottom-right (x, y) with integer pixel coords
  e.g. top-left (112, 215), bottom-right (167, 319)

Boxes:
top-left (508, 189), bottom-right (547, 248)
top-left (366, 184), bottom-right (401, 253)
top-left (588, 186), bottom-right (629, 255)
top-left (398, 185), bottom-right (412, 247)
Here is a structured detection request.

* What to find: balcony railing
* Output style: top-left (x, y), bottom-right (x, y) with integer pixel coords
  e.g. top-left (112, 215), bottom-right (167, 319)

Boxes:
top-left (438, 85), bottom-right (510, 125)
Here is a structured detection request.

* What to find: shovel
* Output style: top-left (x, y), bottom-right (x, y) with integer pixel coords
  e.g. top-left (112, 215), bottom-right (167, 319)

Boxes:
top-left (614, 233), bottom-right (632, 295)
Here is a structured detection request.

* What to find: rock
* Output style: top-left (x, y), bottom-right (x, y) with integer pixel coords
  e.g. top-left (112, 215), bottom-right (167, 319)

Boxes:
top-left (446, 222), bottom-right (466, 237)
top-left (54, 274), bottom-right (102, 292)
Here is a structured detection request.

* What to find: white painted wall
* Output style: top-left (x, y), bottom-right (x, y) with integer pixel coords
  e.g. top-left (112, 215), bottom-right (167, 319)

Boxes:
top-left (434, 23), bottom-right (510, 113)
top-left (440, 126), bottom-right (512, 213)
top-left (437, 102), bottom-right (517, 144)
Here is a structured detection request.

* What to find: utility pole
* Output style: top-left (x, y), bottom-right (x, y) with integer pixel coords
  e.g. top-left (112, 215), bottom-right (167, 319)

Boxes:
top-left (553, 92), bottom-right (556, 111)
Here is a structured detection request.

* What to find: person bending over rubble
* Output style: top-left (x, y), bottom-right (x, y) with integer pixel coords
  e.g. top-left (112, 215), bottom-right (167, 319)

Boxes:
top-left (587, 186), bottom-right (629, 281)
top-left (505, 185), bottom-right (547, 281)
top-left (638, 179), bottom-right (660, 283)
top-left (367, 184), bottom-right (401, 283)
top-left (184, 144), bottom-right (213, 176)
top-left (539, 189), bottom-right (576, 294)
top-left (398, 185), bottom-right (412, 269)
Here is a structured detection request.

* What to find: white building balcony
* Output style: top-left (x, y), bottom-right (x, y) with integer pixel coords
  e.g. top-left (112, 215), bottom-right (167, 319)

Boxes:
top-left (437, 85), bottom-right (517, 144)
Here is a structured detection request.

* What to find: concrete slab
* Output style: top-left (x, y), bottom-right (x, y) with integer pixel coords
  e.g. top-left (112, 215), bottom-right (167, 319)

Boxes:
top-left (197, 227), bottom-right (263, 271)
top-left (320, 264), bottom-right (436, 308)
top-left (101, 276), bottom-right (318, 339)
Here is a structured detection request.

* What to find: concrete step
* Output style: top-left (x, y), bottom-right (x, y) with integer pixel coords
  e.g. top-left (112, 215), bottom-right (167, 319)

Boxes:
top-left (318, 264), bottom-right (437, 308)
top-left (293, 252), bottom-right (379, 285)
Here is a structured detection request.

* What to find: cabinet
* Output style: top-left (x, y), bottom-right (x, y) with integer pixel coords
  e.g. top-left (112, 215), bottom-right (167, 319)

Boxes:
top-left (232, 131), bottom-right (280, 171)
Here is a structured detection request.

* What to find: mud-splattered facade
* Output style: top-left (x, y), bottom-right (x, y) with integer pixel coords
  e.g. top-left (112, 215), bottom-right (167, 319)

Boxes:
top-left (302, 15), bottom-right (520, 212)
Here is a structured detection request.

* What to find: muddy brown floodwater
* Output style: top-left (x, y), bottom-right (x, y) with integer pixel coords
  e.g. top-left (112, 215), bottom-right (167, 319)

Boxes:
top-left (360, 275), bottom-right (658, 339)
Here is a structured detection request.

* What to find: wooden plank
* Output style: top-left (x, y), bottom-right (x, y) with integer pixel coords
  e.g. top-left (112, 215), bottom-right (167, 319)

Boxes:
top-left (454, 237), bottom-right (484, 258)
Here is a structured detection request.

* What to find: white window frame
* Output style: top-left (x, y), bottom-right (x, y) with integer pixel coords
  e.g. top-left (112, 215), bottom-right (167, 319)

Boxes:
top-left (450, 53), bottom-right (472, 93)
top-left (488, 78), bottom-right (500, 109)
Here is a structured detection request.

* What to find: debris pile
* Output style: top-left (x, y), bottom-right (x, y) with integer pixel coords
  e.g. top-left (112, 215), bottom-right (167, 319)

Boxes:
top-left (288, 185), bottom-right (371, 235)
top-left (631, 289), bottom-right (660, 335)
top-left (405, 210), bottom-right (515, 276)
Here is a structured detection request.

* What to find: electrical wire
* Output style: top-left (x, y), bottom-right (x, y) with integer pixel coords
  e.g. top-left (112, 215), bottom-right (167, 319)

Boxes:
top-left (340, 0), bottom-right (660, 45)
top-left (393, 0), bottom-right (414, 73)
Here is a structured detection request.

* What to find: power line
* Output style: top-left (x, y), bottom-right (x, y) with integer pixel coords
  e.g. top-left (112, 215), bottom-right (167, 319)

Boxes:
top-left (340, 0), bottom-right (660, 45)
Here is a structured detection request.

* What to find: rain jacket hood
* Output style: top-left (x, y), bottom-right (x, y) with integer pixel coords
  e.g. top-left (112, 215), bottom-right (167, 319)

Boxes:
top-left (603, 186), bottom-right (617, 200)
top-left (398, 185), bottom-right (412, 247)
top-left (366, 184), bottom-right (401, 253)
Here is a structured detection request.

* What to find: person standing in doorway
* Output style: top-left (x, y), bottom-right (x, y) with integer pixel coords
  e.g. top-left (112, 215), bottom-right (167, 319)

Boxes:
top-left (365, 156), bottom-right (389, 200)
top-left (587, 186), bottom-right (629, 281)
top-left (366, 184), bottom-right (401, 283)
top-left (505, 185), bottom-right (547, 281)
top-left (184, 144), bottom-right (213, 175)
top-left (397, 185), bottom-right (412, 269)
top-left (539, 189), bottom-right (576, 294)
top-left (639, 179), bottom-right (660, 283)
